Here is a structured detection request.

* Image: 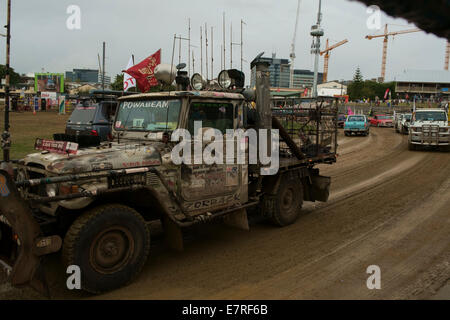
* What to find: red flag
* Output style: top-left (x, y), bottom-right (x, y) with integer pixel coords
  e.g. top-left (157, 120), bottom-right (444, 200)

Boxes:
top-left (384, 88), bottom-right (390, 100)
top-left (124, 49), bottom-right (161, 93)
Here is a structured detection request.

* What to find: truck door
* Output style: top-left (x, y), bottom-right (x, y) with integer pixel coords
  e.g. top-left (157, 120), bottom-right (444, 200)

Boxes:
top-left (180, 100), bottom-right (245, 213)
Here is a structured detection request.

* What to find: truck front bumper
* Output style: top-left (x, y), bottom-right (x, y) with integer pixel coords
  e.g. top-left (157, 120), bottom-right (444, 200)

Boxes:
top-left (410, 126), bottom-right (450, 146)
top-left (0, 165), bottom-right (62, 294)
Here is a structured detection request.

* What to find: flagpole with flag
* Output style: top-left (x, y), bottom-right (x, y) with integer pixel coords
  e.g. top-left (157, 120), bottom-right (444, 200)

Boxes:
top-left (124, 49), bottom-right (161, 93)
top-left (123, 56), bottom-right (136, 92)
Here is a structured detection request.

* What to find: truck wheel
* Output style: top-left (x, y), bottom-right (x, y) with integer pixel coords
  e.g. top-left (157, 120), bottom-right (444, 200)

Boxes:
top-left (63, 204), bottom-right (150, 293)
top-left (344, 131), bottom-right (349, 136)
top-left (271, 179), bottom-right (303, 227)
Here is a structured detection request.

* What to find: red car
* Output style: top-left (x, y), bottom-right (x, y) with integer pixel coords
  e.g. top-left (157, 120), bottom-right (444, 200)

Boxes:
top-left (370, 114), bottom-right (394, 127)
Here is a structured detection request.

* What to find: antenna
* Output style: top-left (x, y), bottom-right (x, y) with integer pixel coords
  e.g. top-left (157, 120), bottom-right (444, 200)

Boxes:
top-left (205, 23), bottom-right (208, 80)
top-left (188, 18), bottom-right (191, 76)
top-left (223, 12), bottom-right (226, 70)
top-left (178, 34), bottom-right (182, 65)
top-left (211, 26), bottom-right (214, 78)
top-left (192, 50), bottom-right (195, 74)
top-left (241, 19), bottom-right (246, 72)
top-left (200, 26), bottom-right (203, 76)
top-left (97, 53), bottom-right (102, 75)
top-left (102, 41), bottom-right (106, 93)
top-left (230, 23), bottom-right (232, 68)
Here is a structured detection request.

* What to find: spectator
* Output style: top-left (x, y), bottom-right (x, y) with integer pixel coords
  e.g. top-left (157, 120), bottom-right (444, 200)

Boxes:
top-left (41, 98), bottom-right (46, 111)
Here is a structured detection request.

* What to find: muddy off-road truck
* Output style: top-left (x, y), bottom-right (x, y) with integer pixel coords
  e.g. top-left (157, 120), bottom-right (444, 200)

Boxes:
top-left (0, 58), bottom-right (338, 294)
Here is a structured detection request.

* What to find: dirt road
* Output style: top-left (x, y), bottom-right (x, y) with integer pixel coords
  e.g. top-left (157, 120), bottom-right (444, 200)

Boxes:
top-left (1, 127), bottom-right (449, 299)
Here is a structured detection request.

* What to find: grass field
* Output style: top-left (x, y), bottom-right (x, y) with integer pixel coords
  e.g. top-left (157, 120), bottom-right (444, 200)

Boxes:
top-left (0, 111), bottom-right (70, 160)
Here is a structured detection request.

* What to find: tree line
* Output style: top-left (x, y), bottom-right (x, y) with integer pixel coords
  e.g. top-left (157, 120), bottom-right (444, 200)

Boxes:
top-left (347, 67), bottom-right (397, 101)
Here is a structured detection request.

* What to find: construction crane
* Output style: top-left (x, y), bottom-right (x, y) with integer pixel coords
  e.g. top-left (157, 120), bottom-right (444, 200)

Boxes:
top-left (320, 38), bottom-right (348, 83)
top-left (445, 40), bottom-right (449, 71)
top-left (366, 24), bottom-right (421, 82)
top-left (289, 0), bottom-right (301, 88)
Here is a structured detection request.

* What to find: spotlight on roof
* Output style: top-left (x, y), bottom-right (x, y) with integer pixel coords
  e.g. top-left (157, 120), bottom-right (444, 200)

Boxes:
top-left (218, 69), bottom-right (245, 89)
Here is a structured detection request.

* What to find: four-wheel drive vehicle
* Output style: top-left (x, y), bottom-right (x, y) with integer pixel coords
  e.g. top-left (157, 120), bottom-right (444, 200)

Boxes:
top-left (65, 100), bottom-right (118, 141)
top-left (370, 114), bottom-right (393, 127)
top-left (394, 113), bottom-right (403, 132)
top-left (399, 113), bottom-right (412, 134)
top-left (408, 109), bottom-right (449, 151)
top-left (0, 59), bottom-right (338, 294)
top-left (344, 115), bottom-right (369, 136)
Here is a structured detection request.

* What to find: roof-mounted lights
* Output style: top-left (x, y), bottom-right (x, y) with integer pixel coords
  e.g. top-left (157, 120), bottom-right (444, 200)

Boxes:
top-left (190, 73), bottom-right (206, 91)
top-left (218, 69), bottom-right (245, 89)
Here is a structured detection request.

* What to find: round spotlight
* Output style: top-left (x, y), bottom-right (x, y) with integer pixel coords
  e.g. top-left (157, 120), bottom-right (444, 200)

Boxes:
top-left (218, 70), bottom-right (232, 89)
top-left (191, 73), bottom-right (205, 91)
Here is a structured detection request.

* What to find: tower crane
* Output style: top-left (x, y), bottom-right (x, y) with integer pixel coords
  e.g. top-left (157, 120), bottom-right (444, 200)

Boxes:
top-left (320, 38), bottom-right (348, 83)
top-left (445, 40), bottom-right (449, 71)
top-left (289, 0), bottom-right (301, 88)
top-left (366, 24), bottom-right (421, 82)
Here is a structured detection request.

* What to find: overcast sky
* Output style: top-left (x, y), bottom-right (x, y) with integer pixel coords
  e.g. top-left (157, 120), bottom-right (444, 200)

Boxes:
top-left (0, 0), bottom-right (447, 84)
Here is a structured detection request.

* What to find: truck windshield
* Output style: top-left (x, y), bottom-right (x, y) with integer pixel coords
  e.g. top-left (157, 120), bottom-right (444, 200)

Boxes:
top-left (347, 116), bottom-right (365, 122)
top-left (404, 114), bottom-right (412, 121)
top-left (377, 116), bottom-right (391, 120)
top-left (115, 99), bottom-right (181, 131)
top-left (68, 105), bottom-right (97, 123)
top-left (415, 111), bottom-right (446, 122)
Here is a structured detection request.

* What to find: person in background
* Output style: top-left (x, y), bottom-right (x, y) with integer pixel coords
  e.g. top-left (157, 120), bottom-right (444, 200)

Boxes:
top-left (41, 98), bottom-right (46, 111)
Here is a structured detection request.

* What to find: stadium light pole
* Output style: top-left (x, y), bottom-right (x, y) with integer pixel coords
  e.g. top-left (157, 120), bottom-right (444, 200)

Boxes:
top-left (2, 0), bottom-right (12, 162)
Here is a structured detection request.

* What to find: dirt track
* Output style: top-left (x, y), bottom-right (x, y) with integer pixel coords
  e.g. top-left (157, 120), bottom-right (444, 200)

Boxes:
top-left (1, 127), bottom-right (449, 299)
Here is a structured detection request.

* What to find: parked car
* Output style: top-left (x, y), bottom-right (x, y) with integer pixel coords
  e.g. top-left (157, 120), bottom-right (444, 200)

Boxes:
top-left (65, 99), bottom-right (118, 141)
top-left (370, 114), bottom-right (393, 127)
top-left (337, 114), bottom-right (347, 128)
top-left (344, 115), bottom-right (370, 136)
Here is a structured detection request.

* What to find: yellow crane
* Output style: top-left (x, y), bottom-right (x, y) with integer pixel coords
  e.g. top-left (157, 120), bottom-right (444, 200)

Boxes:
top-left (320, 38), bottom-right (348, 83)
top-left (366, 24), bottom-right (421, 82)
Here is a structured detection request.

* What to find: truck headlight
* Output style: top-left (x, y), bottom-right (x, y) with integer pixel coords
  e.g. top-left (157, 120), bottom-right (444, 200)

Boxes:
top-left (46, 184), bottom-right (57, 197)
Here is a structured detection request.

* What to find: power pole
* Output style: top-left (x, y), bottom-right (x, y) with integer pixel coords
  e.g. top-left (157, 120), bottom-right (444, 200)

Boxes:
top-left (2, 0), bottom-right (12, 162)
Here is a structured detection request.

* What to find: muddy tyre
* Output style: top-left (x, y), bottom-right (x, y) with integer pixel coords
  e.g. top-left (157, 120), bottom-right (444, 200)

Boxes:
top-left (63, 204), bottom-right (150, 293)
top-left (271, 179), bottom-right (303, 227)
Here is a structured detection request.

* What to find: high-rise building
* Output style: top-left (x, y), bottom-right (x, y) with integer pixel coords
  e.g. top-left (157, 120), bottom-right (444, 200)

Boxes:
top-left (65, 69), bottom-right (100, 84)
top-left (293, 69), bottom-right (323, 88)
top-left (250, 54), bottom-right (291, 88)
top-left (250, 54), bottom-right (323, 89)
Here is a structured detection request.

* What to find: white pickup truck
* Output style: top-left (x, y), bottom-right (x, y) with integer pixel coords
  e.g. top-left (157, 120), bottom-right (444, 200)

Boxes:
top-left (408, 109), bottom-right (449, 151)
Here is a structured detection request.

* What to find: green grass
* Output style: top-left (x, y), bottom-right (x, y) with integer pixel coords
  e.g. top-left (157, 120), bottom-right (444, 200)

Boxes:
top-left (0, 111), bottom-right (70, 160)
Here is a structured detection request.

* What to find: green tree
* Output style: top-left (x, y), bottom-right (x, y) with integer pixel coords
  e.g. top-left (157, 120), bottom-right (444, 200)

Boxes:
top-left (348, 67), bottom-right (364, 100)
top-left (111, 74), bottom-right (124, 91)
top-left (0, 64), bottom-right (22, 87)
